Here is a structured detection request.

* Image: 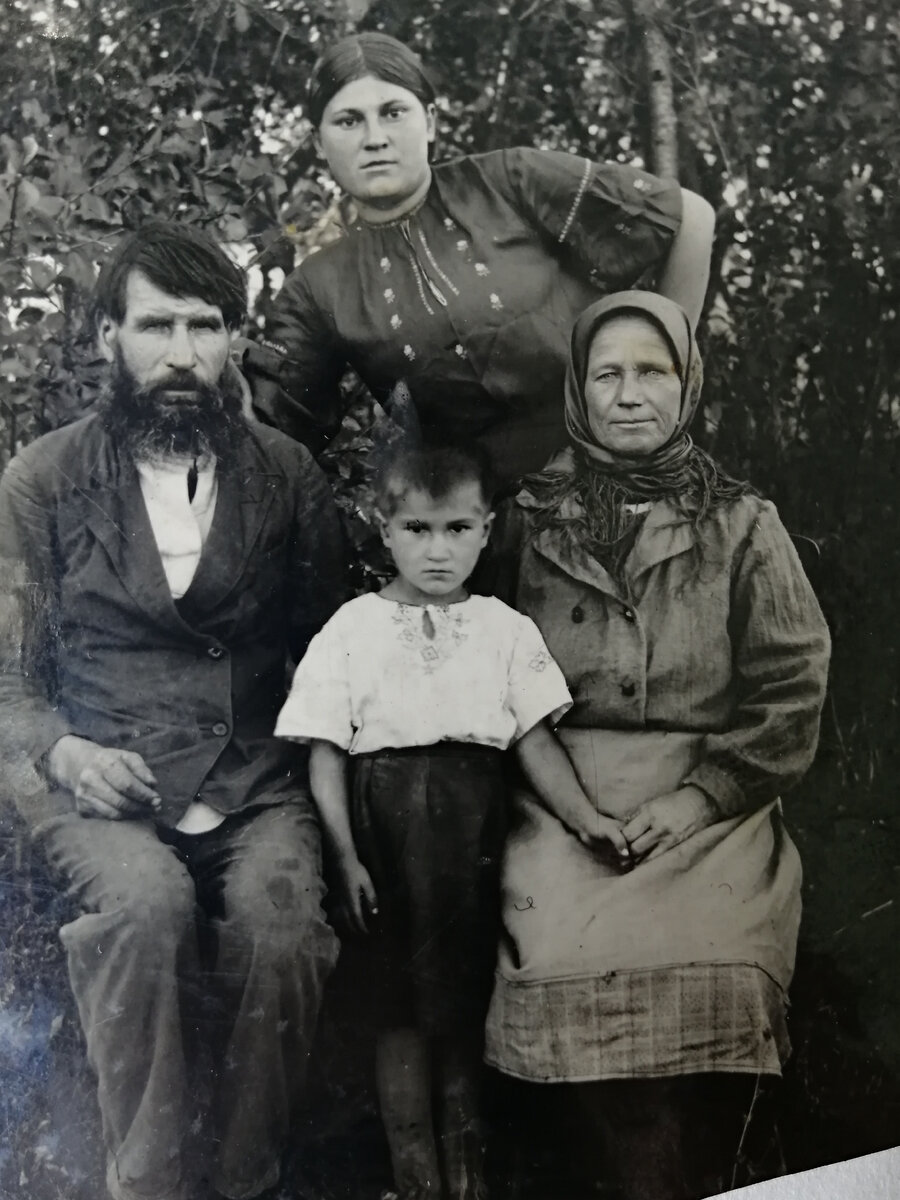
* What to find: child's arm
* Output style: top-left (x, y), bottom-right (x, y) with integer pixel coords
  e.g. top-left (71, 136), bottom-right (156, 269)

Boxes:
top-left (309, 739), bottom-right (378, 933)
top-left (516, 721), bottom-right (630, 862)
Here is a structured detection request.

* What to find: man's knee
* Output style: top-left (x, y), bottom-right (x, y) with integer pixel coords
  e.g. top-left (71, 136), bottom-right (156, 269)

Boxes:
top-left (218, 806), bottom-right (336, 962)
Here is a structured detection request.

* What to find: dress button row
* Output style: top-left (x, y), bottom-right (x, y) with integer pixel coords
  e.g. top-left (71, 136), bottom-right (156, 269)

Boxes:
top-left (620, 682), bottom-right (636, 698)
top-left (211, 722), bottom-right (229, 737)
top-left (571, 606), bottom-right (585, 623)
top-left (622, 607), bottom-right (635, 623)
top-left (207, 646), bottom-right (225, 659)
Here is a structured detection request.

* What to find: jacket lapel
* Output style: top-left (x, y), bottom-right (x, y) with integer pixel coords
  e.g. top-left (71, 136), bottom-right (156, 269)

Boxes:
top-left (628, 499), bottom-right (696, 580)
top-left (530, 499), bottom-right (696, 599)
top-left (81, 448), bottom-right (189, 635)
top-left (180, 433), bottom-right (279, 613)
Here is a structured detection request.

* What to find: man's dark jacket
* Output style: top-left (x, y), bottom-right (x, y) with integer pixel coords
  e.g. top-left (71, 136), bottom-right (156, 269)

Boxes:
top-left (0, 414), bottom-right (348, 831)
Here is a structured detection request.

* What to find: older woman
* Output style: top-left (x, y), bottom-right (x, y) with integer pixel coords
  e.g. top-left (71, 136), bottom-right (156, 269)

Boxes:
top-left (481, 291), bottom-right (831, 1200)
top-left (249, 33), bottom-right (714, 482)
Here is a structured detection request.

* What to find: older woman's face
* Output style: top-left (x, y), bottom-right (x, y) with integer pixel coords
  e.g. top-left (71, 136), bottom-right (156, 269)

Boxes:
top-left (319, 75), bottom-right (435, 214)
top-left (583, 316), bottom-right (683, 455)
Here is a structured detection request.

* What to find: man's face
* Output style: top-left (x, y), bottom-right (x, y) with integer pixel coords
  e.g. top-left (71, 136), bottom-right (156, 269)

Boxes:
top-left (99, 269), bottom-right (233, 395)
top-left (97, 269), bottom-right (241, 459)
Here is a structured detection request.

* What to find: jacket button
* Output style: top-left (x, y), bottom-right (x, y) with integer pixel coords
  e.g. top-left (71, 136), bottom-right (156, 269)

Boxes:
top-left (621, 681), bottom-right (636, 698)
top-left (212, 722), bottom-right (229, 737)
top-left (622, 607), bottom-right (635, 622)
top-left (207, 646), bottom-right (224, 659)
top-left (571, 605), bottom-right (584, 623)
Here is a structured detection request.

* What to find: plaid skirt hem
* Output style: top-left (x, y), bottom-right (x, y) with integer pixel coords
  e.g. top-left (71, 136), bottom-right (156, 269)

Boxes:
top-left (484, 961), bottom-right (790, 1083)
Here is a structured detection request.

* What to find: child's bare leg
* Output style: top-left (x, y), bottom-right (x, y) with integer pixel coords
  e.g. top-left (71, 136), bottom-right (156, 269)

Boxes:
top-left (376, 1027), bottom-right (442, 1198)
top-left (434, 1033), bottom-right (488, 1200)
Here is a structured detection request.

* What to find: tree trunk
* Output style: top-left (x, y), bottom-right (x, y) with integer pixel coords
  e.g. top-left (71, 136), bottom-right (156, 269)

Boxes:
top-left (623, 0), bottom-right (679, 179)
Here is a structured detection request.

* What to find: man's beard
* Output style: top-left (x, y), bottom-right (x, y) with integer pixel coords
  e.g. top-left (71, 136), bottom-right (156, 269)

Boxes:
top-left (99, 352), bottom-right (245, 463)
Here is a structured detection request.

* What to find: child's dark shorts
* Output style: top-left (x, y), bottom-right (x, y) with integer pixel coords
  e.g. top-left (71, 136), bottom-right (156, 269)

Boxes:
top-left (351, 742), bottom-right (506, 1036)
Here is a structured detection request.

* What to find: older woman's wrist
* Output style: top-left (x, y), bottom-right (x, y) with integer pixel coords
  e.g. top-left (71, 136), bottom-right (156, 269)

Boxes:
top-left (682, 765), bottom-right (745, 819)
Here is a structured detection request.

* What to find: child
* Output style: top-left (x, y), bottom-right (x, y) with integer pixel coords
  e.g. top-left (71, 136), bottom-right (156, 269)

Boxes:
top-left (275, 443), bottom-right (627, 1200)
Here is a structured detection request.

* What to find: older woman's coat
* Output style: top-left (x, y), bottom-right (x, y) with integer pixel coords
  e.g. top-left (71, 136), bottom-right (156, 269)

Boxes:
top-left (484, 492), bottom-right (831, 1082)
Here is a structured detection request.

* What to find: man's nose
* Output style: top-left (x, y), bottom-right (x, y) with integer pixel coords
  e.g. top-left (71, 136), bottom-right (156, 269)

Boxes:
top-left (166, 325), bottom-right (198, 368)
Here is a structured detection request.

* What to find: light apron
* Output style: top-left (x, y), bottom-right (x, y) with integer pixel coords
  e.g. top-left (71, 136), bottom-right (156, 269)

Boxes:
top-left (485, 728), bottom-right (801, 1081)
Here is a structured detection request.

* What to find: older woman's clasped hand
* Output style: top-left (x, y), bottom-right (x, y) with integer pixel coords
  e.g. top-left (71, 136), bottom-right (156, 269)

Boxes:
top-left (622, 785), bottom-right (719, 863)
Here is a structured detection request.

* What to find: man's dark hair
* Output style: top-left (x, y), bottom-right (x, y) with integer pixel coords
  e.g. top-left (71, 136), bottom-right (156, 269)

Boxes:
top-left (374, 440), bottom-right (497, 517)
top-left (91, 220), bottom-right (248, 330)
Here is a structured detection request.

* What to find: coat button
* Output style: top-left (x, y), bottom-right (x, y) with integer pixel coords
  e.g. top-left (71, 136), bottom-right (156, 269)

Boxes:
top-left (207, 646), bottom-right (224, 659)
top-left (622, 607), bottom-right (635, 623)
top-left (571, 605), bottom-right (585, 623)
top-left (212, 722), bottom-right (229, 737)
top-left (620, 681), bottom-right (636, 698)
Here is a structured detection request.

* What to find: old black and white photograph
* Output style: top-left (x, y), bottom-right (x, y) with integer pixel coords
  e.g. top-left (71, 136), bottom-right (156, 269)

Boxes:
top-left (0, 3), bottom-right (897, 1199)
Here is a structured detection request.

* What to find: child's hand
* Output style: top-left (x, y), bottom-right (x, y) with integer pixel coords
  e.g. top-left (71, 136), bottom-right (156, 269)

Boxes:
top-left (337, 856), bottom-right (379, 935)
top-left (572, 813), bottom-right (631, 867)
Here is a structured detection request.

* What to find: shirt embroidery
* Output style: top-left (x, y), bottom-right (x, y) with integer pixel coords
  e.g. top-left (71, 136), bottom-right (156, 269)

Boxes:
top-left (558, 156), bottom-right (592, 245)
top-left (391, 603), bottom-right (469, 671)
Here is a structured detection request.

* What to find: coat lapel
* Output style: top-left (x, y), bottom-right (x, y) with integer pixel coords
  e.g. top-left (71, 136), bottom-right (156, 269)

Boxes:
top-left (81, 447), bottom-right (189, 635)
top-left (530, 499), bottom-right (696, 600)
top-left (628, 499), bottom-right (696, 580)
top-left (180, 434), bottom-right (279, 613)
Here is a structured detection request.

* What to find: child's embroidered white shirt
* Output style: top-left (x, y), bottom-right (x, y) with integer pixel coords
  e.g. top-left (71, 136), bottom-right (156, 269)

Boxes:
top-left (275, 593), bottom-right (572, 754)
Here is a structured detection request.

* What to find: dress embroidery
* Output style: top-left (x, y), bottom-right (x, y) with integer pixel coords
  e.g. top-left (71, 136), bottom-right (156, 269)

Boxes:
top-left (380, 256), bottom-right (391, 273)
top-left (390, 314), bottom-right (402, 330)
top-left (417, 228), bottom-right (461, 298)
top-left (383, 287), bottom-right (396, 304)
top-left (489, 292), bottom-right (503, 311)
top-left (475, 262), bottom-right (489, 276)
top-left (558, 156), bottom-right (592, 245)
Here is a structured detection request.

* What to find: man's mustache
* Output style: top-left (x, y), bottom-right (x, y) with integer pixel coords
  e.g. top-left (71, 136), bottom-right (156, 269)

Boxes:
top-left (138, 372), bottom-right (224, 410)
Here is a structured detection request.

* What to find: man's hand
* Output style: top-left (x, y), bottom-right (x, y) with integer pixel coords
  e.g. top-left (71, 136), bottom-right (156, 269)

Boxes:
top-left (622, 785), bottom-right (718, 864)
top-left (45, 735), bottom-right (162, 820)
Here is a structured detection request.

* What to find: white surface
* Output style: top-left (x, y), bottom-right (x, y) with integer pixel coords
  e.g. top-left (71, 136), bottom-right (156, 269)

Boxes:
top-left (710, 1148), bottom-right (900, 1199)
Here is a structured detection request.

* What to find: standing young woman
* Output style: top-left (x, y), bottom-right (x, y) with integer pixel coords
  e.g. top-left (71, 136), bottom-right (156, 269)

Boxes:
top-left (248, 32), bottom-right (715, 483)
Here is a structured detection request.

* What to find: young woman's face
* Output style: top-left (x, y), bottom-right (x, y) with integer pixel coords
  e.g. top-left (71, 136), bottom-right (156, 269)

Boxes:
top-left (583, 316), bottom-right (683, 455)
top-left (318, 75), bottom-right (435, 217)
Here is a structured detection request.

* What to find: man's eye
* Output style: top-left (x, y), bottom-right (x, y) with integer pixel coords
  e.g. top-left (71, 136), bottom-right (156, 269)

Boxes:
top-left (190, 320), bottom-right (223, 332)
top-left (143, 320), bottom-right (171, 332)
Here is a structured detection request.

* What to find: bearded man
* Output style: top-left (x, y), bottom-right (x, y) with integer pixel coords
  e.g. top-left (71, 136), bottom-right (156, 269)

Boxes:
top-left (0, 222), bottom-right (348, 1200)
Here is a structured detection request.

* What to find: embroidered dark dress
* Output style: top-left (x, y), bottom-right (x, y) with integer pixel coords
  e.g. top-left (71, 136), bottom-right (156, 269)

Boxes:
top-left (255, 148), bottom-right (682, 481)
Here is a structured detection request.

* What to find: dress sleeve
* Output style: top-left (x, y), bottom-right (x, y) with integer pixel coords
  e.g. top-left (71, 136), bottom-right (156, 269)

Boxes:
top-left (245, 265), bottom-right (347, 453)
top-left (500, 146), bottom-right (682, 291)
top-left (274, 610), bottom-right (355, 749)
top-left (506, 612), bottom-right (573, 740)
top-left (683, 502), bottom-right (832, 817)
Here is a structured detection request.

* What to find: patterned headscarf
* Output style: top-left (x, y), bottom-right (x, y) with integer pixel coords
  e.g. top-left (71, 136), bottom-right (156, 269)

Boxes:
top-left (524, 291), bottom-right (751, 563)
top-left (564, 289), bottom-right (704, 497)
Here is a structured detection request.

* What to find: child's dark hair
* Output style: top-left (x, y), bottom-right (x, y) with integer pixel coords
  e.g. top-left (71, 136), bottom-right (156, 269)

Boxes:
top-left (374, 441), bottom-right (496, 517)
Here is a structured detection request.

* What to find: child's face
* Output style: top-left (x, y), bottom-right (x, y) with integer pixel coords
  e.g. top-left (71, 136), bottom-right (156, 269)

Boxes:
top-left (380, 482), bottom-right (494, 604)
